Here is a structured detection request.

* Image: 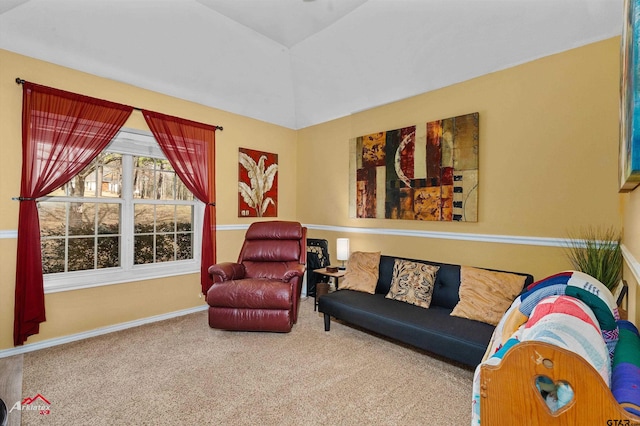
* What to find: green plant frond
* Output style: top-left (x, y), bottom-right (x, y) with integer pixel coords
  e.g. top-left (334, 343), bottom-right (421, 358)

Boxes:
top-left (563, 225), bottom-right (622, 291)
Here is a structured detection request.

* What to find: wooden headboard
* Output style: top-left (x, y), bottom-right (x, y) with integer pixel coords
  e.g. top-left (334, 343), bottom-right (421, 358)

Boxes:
top-left (479, 341), bottom-right (640, 425)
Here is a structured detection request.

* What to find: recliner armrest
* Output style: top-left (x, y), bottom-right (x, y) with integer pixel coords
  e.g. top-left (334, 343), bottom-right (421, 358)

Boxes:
top-left (282, 264), bottom-right (306, 282)
top-left (208, 262), bottom-right (246, 281)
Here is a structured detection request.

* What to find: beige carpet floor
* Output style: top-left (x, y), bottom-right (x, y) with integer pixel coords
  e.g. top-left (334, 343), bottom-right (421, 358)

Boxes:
top-left (0, 355), bottom-right (22, 426)
top-left (21, 298), bottom-right (474, 425)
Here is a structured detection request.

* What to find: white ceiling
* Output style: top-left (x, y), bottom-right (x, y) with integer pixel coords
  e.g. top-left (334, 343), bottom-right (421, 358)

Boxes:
top-left (0, 0), bottom-right (625, 129)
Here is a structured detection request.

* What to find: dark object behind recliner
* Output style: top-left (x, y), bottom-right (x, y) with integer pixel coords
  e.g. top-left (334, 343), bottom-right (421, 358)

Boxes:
top-left (305, 238), bottom-right (330, 297)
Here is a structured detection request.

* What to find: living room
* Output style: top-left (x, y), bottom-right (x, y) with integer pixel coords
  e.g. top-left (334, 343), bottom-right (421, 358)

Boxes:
top-left (0, 2), bottom-right (639, 421)
top-left (0, 4), bottom-right (637, 352)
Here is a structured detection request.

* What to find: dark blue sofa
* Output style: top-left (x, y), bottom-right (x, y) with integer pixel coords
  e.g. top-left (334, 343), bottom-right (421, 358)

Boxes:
top-left (318, 255), bottom-right (534, 368)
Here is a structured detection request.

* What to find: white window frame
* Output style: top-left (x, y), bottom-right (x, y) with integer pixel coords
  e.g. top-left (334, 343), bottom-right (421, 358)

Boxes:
top-left (42, 128), bottom-right (204, 294)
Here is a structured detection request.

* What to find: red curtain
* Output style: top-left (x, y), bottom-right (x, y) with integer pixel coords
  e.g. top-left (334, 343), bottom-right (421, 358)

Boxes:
top-left (142, 110), bottom-right (218, 295)
top-left (15, 82), bottom-right (132, 346)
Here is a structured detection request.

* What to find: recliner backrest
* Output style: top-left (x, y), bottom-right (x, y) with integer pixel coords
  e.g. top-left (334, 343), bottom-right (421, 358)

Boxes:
top-left (241, 240), bottom-right (301, 263)
top-left (237, 221), bottom-right (305, 279)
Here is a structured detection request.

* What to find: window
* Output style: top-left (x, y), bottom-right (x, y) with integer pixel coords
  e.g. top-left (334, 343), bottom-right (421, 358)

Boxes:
top-left (38, 129), bottom-right (203, 292)
top-left (132, 156), bottom-right (195, 265)
top-left (40, 153), bottom-right (123, 273)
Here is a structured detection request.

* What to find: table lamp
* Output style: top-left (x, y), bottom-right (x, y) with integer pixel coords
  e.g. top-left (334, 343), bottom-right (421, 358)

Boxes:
top-left (336, 238), bottom-right (350, 270)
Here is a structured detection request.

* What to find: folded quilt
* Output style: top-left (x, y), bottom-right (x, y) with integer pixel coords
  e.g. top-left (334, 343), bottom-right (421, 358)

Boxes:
top-left (611, 326), bottom-right (640, 416)
top-left (521, 296), bottom-right (610, 386)
top-left (483, 270), bottom-right (619, 362)
top-left (472, 271), bottom-right (620, 426)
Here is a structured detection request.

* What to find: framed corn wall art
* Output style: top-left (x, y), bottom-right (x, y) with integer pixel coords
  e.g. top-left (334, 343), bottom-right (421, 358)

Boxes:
top-left (238, 148), bottom-right (278, 217)
top-left (349, 112), bottom-right (479, 221)
top-left (620, 0), bottom-right (640, 192)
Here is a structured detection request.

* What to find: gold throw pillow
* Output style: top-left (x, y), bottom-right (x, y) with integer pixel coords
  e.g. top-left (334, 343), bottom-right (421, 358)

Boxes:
top-left (338, 251), bottom-right (381, 294)
top-left (450, 266), bottom-right (526, 326)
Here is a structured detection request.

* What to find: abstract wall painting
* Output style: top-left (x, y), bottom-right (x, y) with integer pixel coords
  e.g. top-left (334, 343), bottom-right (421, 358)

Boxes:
top-left (620, 0), bottom-right (640, 191)
top-left (349, 112), bottom-right (479, 222)
top-left (238, 148), bottom-right (278, 217)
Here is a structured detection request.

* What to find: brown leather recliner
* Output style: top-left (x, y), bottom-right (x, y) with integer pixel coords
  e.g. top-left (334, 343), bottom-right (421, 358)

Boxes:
top-left (206, 221), bottom-right (307, 332)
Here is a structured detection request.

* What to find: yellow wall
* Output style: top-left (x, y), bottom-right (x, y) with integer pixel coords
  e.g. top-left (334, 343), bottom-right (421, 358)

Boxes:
top-left (298, 38), bottom-right (623, 287)
top-left (0, 49), bottom-right (298, 349)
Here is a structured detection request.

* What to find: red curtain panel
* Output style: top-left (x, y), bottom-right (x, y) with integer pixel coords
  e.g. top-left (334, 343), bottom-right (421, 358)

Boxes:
top-left (142, 110), bottom-right (218, 295)
top-left (15, 83), bottom-right (132, 346)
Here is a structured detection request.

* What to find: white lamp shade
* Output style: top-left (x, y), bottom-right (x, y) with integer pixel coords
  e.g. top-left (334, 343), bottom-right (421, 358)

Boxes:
top-left (336, 238), bottom-right (350, 261)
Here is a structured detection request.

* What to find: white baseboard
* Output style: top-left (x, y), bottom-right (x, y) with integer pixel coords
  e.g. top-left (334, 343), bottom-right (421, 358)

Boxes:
top-left (0, 304), bottom-right (208, 358)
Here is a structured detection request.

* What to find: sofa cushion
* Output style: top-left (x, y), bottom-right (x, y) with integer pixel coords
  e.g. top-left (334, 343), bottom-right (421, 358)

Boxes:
top-left (376, 255), bottom-right (401, 294)
top-left (451, 266), bottom-right (527, 326)
top-left (385, 259), bottom-right (439, 309)
top-left (207, 279), bottom-right (292, 309)
top-left (339, 251), bottom-right (381, 294)
top-left (318, 290), bottom-right (497, 367)
top-left (431, 263), bottom-right (464, 309)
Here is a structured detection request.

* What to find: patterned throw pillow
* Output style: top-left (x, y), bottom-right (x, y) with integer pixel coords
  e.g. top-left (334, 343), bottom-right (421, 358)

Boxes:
top-left (338, 251), bottom-right (381, 294)
top-left (385, 259), bottom-right (440, 309)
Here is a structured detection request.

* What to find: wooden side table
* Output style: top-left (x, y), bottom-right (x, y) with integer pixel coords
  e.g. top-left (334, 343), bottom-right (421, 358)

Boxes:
top-left (313, 267), bottom-right (346, 311)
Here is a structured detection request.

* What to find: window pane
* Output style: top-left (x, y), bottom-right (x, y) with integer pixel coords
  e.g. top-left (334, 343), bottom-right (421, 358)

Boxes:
top-left (133, 202), bottom-right (195, 265)
top-left (133, 157), bottom-right (156, 199)
top-left (82, 172), bottom-right (96, 198)
top-left (134, 204), bottom-right (155, 233)
top-left (176, 206), bottom-right (193, 231)
top-left (97, 204), bottom-right (120, 235)
top-left (177, 233), bottom-right (193, 260)
top-left (156, 205), bottom-right (175, 232)
top-left (42, 239), bottom-right (65, 274)
top-left (134, 235), bottom-right (154, 265)
top-left (100, 161), bottom-right (122, 198)
top-left (68, 203), bottom-right (95, 236)
top-left (47, 186), bottom-right (68, 197)
top-left (176, 180), bottom-right (194, 201)
top-left (39, 202), bottom-right (67, 237)
top-left (158, 171), bottom-right (175, 200)
top-left (156, 234), bottom-right (176, 262)
top-left (132, 158), bottom-right (193, 201)
top-left (51, 152), bottom-right (123, 198)
top-left (133, 156), bottom-right (193, 193)
top-left (68, 237), bottom-right (95, 271)
top-left (97, 237), bottom-right (120, 268)
top-left (149, 160), bottom-right (177, 201)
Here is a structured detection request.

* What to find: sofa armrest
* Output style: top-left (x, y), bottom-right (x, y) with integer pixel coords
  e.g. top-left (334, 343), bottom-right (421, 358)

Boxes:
top-left (208, 262), bottom-right (246, 281)
top-left (282, 264), bottom-right (306, 282)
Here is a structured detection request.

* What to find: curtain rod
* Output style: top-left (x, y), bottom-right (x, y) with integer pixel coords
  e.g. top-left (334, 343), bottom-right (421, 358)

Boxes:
top-left (15, 77), bottom-right (223, 131)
